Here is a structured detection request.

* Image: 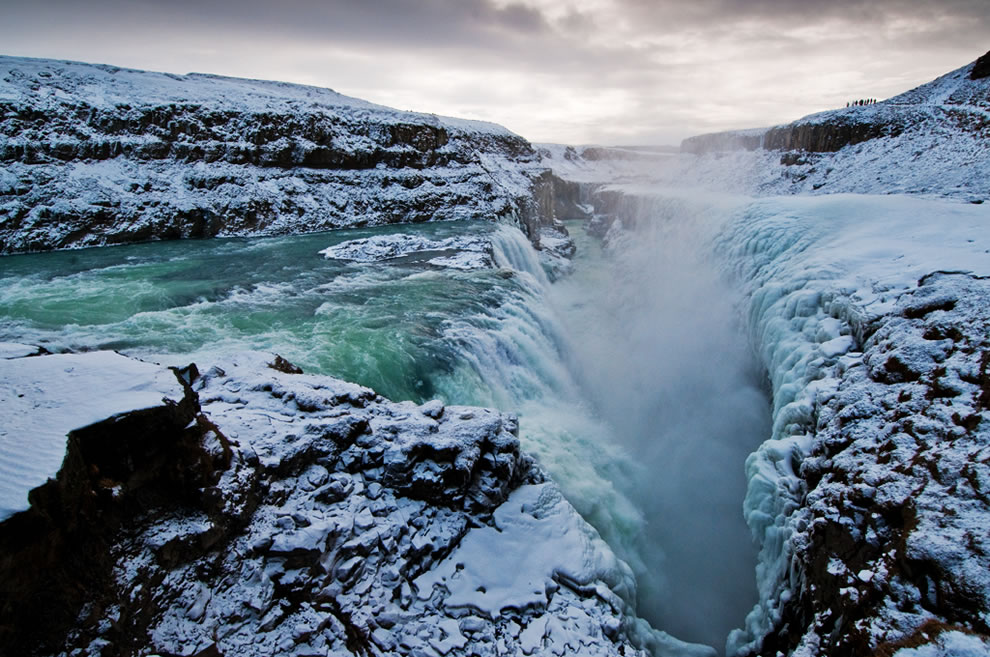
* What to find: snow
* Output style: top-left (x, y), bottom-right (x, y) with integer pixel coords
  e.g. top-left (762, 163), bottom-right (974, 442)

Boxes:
top-left (0, 55), bottom-right (556, 256)
top-left (0, 351), bottom-right (186, 521)
top-left (319, 232), bottom-right (493, 269)
top-left (891, 631), bottom-right (990, 657)
top-left (0, 347), bottom-right (682, 656)
top-left (0, 342), bottom-right (43, 359)
top-left (414, 482), bottom-right (633, 618)
top-left (0, 55), bottom-right (515, 138)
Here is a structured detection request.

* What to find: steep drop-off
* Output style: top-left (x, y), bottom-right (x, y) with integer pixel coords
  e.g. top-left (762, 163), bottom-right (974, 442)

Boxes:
top-left (0, 347), bottom-right (709, 657)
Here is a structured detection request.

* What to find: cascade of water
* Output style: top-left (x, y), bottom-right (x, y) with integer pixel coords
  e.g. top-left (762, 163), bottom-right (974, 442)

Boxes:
top-left (434, 225), bottom-right (654, 586)
top-left (546, 194), bottom-right (772, 655)
top-left (0, 216), bottom-right (771, 656)
top-left (490, 224), bottom-right (551, 286)
top-left (442, 212), bottom-right (771, 654)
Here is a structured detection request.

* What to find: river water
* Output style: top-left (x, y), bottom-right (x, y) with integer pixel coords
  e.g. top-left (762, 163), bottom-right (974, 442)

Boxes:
top-left (0, 217), bottom-right (769, 654)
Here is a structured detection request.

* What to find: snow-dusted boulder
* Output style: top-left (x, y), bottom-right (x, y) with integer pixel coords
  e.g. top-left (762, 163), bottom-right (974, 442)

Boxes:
top-left (0, 350), bottom-right (207, 654)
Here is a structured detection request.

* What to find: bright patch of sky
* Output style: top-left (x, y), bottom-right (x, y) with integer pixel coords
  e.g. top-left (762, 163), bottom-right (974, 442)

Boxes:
top-left (1, 0), bottom-right (987, 145)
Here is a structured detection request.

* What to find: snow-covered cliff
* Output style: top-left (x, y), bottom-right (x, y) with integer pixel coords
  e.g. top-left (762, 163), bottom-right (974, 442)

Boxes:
top-left (0, 347), bottom-right (709, 657)
top-left (0, 56), bottom-right (562, 254)
top-left (673, 51), bottom-right (990, 201)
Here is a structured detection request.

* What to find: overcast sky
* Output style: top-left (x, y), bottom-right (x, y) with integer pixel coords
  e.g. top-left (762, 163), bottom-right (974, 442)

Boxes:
top-left (2, 1), bottom-right (988, 144)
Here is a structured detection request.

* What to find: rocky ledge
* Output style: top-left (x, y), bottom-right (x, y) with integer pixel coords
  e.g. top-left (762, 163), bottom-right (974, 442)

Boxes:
top-left (757, 273), bottom-right (990, 657)
top-left (0, 348), bottom-right (704, 657)
top-left (0, 56), bottom-right (574, 255)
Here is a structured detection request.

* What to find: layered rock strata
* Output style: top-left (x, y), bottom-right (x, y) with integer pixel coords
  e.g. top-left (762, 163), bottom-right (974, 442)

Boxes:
top-left (0, 56), bottom-right (565, 254)
top-left (681, 50), bottom-right (990, 157)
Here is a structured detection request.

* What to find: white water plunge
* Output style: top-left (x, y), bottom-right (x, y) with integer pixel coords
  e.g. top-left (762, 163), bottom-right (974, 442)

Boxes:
top-left (471, 207), bottom-right (772, 654)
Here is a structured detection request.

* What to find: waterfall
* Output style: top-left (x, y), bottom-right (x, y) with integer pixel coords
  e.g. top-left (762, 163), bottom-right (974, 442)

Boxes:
top-left (442, 215), bottom-right (771, 655)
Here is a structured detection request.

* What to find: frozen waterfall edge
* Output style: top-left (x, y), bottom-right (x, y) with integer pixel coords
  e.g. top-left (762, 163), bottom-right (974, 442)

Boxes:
top-left (590, 186), bottom-right (990, 656)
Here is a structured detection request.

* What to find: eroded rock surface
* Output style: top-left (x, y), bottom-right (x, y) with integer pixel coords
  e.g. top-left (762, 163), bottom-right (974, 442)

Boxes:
top-left (0, 56), bottom-right (562, 254)
top-left (760, 274), bottom-right (990, 656)
top-left (0, 350), bottom-right (694, 657)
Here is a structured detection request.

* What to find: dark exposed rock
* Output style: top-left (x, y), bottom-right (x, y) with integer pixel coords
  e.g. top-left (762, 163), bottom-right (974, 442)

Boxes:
top-left (268, 354), bottom-right (303, 374)
top-left (0, 361), bottom-right (209, 656)
top-left (970, 50), bottom-right (990, 80)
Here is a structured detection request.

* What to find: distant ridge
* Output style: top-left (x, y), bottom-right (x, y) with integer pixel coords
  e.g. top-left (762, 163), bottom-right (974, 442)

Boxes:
top-left (681, 49), bottom-right (990, 155)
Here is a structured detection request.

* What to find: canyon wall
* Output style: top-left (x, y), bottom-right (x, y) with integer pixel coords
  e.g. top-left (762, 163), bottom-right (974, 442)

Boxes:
top-left (0, 57), bottom-right (564, 254)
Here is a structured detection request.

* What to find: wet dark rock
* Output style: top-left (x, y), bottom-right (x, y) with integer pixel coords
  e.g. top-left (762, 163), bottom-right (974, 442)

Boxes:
top-left (268, 354), bottom-right (303, 374)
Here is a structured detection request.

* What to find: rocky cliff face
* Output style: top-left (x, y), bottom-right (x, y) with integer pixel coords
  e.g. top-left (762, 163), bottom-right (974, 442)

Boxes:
top-left (756, 272), bottom-right (990, 657)
top-left (0, 352), bottom-right (206, 655)
top-left (681, 50), bottom-right (990, 157)
top-left (0, 57), bottom-right (563, 254)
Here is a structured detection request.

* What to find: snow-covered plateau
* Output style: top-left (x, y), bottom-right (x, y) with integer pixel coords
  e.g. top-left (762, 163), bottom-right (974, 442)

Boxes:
top-left (2, 50), bottom-right (990, 657)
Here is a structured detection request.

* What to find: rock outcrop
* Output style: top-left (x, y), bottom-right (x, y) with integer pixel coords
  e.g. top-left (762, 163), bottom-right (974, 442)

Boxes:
top-left (970, 49), bottom-right (990, 80)
top-left (681, 50), bottom-right (990, 157)
top-left (0, 351), bottom-right (205, 655)
top-left (0, 56), bottom-right (565, 254)
top-left (0, 348), bottom-right (698, 657)
top-left (755, 273), bottom-right (990, 656)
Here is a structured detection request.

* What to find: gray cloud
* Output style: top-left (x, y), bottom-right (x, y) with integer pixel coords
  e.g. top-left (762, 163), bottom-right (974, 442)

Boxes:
top-left (1, 0), bottom-right (988, 143)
